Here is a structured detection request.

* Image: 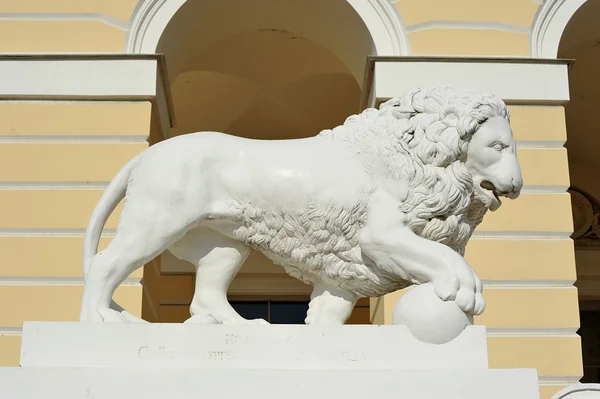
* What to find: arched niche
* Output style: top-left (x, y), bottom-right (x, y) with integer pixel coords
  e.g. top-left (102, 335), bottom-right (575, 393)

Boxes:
top-left (126, 0), bottom-right (409, 59)
top-left (559, 0), bottom-right (600, 202)
top-left (128, 0), bottom-right (399, 323)
top-left (145, 0), bottom-right (402, 139)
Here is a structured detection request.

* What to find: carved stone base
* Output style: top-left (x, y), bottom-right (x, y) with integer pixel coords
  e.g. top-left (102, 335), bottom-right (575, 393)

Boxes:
top-left (19, 322), bottom-right (488, 369)
top-left (1, 322), bottom-right (540, 398)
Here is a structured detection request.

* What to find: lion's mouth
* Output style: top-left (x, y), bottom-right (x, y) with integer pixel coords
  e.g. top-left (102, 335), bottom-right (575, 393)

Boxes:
top-left (477, 181), bottom-right (503, 211)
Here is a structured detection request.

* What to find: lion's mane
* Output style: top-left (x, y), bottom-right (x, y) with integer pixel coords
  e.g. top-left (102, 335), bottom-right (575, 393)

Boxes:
top-left (230, 85), bottom-right (509, 297)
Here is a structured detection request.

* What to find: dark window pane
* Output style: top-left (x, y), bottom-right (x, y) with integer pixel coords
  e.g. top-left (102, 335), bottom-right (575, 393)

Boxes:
top-left (230, 301), bottom-right (268, 321)
top-left (581, 310), bottom-right (600, 383)
top-left (270, 301), bottom-right (309, 324)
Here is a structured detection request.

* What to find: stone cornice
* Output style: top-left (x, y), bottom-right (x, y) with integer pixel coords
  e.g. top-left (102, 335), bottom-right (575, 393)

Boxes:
top-left (361, 56), bottom-right (574, 109)
top-left (0, 54), bottom-right (175, 136)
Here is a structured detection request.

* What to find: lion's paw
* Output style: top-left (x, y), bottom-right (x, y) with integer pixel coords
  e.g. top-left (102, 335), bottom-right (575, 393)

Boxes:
top-left (247, 318), bottom-right (269, 325)
top-left (219, 317), bottom-right (269, 325)
top-left (454, 287), bottom-right (476, 314)
top-left (99, 308), bottom-right (129, 322)
top-left (184, 314), bottom-right (222, 324)
top-left (473, 293), bottom-right (486, 315)
top-left (185, 313), bottom-right (269, 325)
top-left (82, 308), bottom-right (147, 323)
top-left (431, 267), bottom-right (481, 315)
top-left (472, 271), bottom-right (486, 316)
top-left (220, 317), bottom-right (269, 325)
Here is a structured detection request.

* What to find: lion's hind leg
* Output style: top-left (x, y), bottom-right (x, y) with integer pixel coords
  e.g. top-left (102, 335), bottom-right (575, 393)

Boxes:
top-left (81, 212), bottom-right (189, 322)
top-left (168, 227), bottom-right (268, 325)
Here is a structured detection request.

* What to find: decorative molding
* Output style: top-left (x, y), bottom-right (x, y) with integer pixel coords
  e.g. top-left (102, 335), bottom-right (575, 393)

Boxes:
top-left (126, 0), bottom-right (184, 54)
top-left (0, 276), bottom-right (141, 286)
top-left (406, 21), bottom-right (531, 34)
top-left (0, 182), bottom-right (110, 190)
top-left (569, 187), bottom-right (600, 247)
top-left (0, 326), bottom-right (22, 336)
top-left (0, 13), bottom-right (128, 30)
top-left (361, 56), bottom-right (572, 109)
top-left (0, 54), bottom-right (174, 138)
top-left (0, 228), bottom-right (116, 237)
top-left (520, 186), bottom-right (570, 194)
top-left (486, 327), bottom-right (579, 336)
top-left (515, 140), bottom-right (566, 149)
top-left (540, 377), bottom-right (586, 386)
top-left (0, 134), bottom-right (149, 143)
top-left (354, 0), bottom-right (410, 55)
top-left (471, 231), bottom-right (572, 239)
top-left (482, 280), bottom-right (574, 288)
top-left (126, 0), bottom-right (410, 55)
top-left (531, 0), bottom-right (588, 58)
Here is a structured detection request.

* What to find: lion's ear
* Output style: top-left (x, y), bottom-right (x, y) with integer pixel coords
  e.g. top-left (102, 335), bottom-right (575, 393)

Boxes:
top-left (380, 97), bottom-right (402, 110)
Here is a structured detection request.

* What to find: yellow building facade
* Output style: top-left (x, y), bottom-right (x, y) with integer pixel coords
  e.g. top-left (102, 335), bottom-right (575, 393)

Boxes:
top-left (0, 1), bottom-right (596, 398)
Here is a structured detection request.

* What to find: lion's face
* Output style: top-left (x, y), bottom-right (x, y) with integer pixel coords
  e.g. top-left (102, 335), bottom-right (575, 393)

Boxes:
top-left (465, 116), bottom-right (523, 211)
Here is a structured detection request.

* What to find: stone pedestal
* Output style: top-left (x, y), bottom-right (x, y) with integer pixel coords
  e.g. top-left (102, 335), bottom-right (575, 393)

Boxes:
top-left (0, 322), bottom-right (541, 398)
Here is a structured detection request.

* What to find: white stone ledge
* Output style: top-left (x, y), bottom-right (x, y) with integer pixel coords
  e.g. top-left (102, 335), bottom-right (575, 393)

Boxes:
top-left (0, 55), bottom-right (174, 137)
top-left (0, 368), bottom-right (539, 399)
top-left (20, 322), bottom-right (489, 369)
top-left (362, 56), bottom-right (572, 108)
top-left (0, 367), bottom-right (541, 399)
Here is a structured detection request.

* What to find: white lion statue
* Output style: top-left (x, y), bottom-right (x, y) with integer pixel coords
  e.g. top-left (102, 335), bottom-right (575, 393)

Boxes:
top-left (80, 84), bottom-right (523, 325)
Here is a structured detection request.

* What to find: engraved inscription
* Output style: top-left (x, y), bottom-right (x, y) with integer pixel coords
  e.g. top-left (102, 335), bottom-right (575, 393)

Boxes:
top-left (136, 344), bottom-right (367, 363)
top-left (223, 332), bottom-right (293, 345)
top-left (134, 331), bottom-right (367, 364)
top-left (137, 346), bottom-right (236, 361)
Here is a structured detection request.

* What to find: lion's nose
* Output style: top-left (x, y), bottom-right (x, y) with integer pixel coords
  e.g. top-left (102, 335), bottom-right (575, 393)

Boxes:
top-left (506, 177), bottom-right (523, 199)
top-left (507, 187), bottom-right (521, 199)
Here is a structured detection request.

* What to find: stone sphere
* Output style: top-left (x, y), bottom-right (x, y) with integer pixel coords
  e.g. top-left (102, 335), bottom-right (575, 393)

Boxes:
top-left (392, 282), bottom-right (473, 344)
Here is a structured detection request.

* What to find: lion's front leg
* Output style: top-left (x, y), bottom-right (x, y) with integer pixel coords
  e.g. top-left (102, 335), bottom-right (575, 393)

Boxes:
top-left (305, 283), bottom-right (358, 325)
top-left (360, 191), bottom-right (485, 315)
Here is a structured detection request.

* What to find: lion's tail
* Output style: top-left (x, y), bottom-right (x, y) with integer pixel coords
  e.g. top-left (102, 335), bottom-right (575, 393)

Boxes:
top-left (82, 154), bottom-right (146, 322)
top-left (83, 155), bottom-right (140, 277)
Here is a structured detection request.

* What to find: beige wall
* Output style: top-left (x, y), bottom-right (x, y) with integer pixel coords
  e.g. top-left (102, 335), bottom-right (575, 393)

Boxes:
top-left (0, 0), bottom-right (136, 52)
top-left (0, 102), bottom-right (153, 366)
top-left (398, 0), bottom-right (538, 57)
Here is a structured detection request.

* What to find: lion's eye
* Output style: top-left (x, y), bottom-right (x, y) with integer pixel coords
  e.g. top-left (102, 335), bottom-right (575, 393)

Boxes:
top-left (491, 142), bottom-right (505, 151)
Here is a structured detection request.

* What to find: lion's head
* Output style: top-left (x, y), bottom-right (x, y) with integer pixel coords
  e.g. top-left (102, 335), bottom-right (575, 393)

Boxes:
top-left (377, 85), bottom-right (522, 210)
top-left (320, 84), bottom-right (523, 253)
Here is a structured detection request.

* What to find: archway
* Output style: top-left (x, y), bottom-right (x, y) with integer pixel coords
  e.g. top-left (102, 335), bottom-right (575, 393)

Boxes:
top-left (530, 0), bottom-right (587, 58)
top-left (139, 0), bottom-right (386, 324)
top-left (126, 0), bottom-right (409, 57)
top-left (558, 0), bottom-right (600, 383)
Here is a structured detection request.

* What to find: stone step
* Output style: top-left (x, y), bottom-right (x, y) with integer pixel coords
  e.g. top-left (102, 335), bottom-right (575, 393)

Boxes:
top-left (20, 322), bottom-right (488, 369)
top-left (0, 367), bottom-right (540, 399)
